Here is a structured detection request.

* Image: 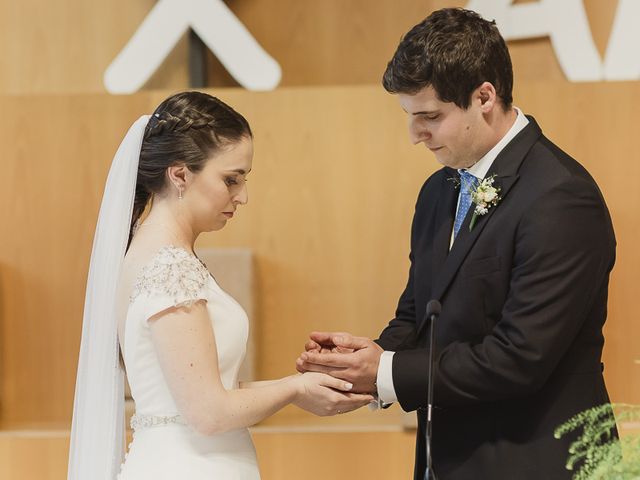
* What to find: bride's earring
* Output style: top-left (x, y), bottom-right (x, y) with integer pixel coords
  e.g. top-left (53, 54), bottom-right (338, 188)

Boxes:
top-left (178, 186), bottom-right (183, 200)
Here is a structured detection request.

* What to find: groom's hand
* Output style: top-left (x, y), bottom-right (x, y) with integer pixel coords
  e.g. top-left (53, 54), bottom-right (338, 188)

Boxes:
top-left (296, 332), bottom-right (383, 394)
top-left (302, 331), bottom-right (355, 355)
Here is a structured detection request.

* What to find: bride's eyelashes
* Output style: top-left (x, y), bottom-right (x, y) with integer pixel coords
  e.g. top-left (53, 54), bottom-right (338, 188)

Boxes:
top-left (223, 175), bottom-right (248, 187)
top-left (224, 176), bottom-right (239, 186)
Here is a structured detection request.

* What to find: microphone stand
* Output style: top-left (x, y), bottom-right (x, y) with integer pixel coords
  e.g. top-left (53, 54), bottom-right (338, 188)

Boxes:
top-left (424, 300), bottom-right (440, 480)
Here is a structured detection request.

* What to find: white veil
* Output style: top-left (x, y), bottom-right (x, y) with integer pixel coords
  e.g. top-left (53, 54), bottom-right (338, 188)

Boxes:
top-left (68, 115), bottom-right (150, 479)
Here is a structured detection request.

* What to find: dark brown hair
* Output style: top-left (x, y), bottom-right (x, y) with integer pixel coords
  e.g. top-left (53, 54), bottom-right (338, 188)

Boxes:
top-left (129, 91), bottom-right (252, 246)
top-left (382, 8), bottom-right (513, 110)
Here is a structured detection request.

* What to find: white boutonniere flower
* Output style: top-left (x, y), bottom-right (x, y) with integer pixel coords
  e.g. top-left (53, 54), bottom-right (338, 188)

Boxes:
top-left (469, 174), bottom-right (501, 231)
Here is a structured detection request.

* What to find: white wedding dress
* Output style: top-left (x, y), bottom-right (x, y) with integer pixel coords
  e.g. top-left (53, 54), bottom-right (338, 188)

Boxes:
top-left (116, 245), bottom-right (260, 479)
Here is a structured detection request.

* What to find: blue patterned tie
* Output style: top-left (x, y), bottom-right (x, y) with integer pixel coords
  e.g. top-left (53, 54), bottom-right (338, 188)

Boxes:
top-left (453, 171), bottom-right (478, 239)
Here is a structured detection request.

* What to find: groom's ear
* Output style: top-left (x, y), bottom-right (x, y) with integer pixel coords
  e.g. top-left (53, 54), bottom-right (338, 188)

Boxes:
top-left (475, 81), bottom-right (498, 113)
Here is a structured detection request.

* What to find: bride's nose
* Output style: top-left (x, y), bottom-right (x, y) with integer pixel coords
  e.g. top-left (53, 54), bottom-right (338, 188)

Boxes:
top-left (232, 183), bottom-right (248, 206)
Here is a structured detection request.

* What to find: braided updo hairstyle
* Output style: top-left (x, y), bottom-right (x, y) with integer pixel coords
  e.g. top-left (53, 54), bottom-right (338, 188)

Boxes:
top-left (129, 91), bottom-right (252, 247)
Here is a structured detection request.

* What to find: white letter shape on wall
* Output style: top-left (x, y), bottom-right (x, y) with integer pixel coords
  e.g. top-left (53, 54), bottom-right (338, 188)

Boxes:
top-left (604, 0), bottom-right (640, 80)
top-left (104, 0), bottom-right (281, 93)
top-left (467, 0), bottom-right (603, 81)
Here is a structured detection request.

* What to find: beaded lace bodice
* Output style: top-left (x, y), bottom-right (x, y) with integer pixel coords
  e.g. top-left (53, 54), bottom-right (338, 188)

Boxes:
top-left (122, 245), bottom-right (249, 418)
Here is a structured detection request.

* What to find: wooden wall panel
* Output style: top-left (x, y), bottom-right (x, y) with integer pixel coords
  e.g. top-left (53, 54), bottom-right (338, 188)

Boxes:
top-left (0, 0), bottom-right (189, 94)
top-left (0, 1), bottom-right (627, 93)
top-left (0, 94), bottom-right (153, 427)
top-left (0, 432), bottom-right (70, 480)
top-left (0, 83), bottom-right (639, 428)
top-left (192, 84), bottom-right (640, 417)
top-left (206, 0), bottom-right (620, 88)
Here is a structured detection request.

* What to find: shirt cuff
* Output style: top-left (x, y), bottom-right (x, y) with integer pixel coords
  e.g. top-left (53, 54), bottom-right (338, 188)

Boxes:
top-left (376, 350), bottom-right (398, 405)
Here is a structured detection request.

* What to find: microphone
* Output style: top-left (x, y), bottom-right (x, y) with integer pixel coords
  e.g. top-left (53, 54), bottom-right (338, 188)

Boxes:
top-left (424, 300), bottom-right (441, 480)
top-left (426, 300), bottom-right (441, 318)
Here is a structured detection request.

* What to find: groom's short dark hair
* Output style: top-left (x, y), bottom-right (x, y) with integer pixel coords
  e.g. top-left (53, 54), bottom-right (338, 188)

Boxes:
top-left (382, 8), bottom-right (513, 110)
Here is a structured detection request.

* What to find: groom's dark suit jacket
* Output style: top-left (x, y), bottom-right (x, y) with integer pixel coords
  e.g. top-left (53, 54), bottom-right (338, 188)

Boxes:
top-left (376, 117), bottom-right (616, 480)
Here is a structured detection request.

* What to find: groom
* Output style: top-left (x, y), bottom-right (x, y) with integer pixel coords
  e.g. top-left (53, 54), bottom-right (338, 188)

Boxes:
top-left (297, 8), bottom-right (616, 480)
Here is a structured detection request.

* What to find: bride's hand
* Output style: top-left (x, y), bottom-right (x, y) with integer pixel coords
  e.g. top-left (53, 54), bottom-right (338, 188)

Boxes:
top-left (291, 372), bottom-right (374, 416)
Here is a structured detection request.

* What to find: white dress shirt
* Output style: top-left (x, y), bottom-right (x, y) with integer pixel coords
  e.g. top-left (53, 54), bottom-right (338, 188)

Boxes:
top-left (376, 108), bottom-right (529, 406)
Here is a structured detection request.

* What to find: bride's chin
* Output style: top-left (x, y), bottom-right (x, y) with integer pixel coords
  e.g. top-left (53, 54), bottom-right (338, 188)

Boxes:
top-left (207, 220), bottom-right (227, 232)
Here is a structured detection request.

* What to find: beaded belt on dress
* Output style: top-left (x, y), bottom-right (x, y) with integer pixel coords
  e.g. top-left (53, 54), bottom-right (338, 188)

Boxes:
top-left (130, 413), bottom-right (186, 431)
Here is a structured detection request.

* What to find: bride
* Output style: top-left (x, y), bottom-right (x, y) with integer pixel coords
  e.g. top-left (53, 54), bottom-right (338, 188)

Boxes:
top-left (67, 91), bottom-right (373, 479)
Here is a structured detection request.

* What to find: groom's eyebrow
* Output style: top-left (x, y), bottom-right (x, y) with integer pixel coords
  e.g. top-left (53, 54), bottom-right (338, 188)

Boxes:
top-left (401, 107), bottom-right (439, 115)
top-left (412, 109), bottom-right (439, 115)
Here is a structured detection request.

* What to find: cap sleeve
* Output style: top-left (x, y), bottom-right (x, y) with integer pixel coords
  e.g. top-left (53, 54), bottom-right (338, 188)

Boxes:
top-left (130, 246), bottom-right (210, 321)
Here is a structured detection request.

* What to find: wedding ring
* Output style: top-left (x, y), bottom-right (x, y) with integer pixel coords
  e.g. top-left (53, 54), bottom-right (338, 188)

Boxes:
top-left (337, 410), bottom-right (342, 414)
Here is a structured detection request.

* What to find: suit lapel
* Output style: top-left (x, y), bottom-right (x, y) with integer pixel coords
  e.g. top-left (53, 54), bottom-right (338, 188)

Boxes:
top-left (431, 168), bottom-right (458, 276)
top-left (416, 116), bottom-right (543, 338)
